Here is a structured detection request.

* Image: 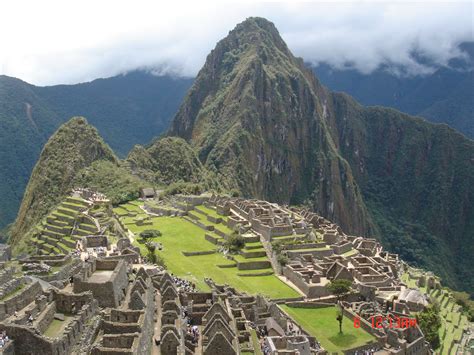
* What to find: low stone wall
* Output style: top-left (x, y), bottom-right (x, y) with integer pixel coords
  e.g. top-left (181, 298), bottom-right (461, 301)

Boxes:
top-left (283, 243), bottom-right (327, 250)
top-left (286, 248), bottom-right (333, 259)
top-left (0, 278), bottom-right (25, 300)
top-left (213, 228), bottom-right (229, 238)
top-left (241, 250), bottom-right (267, 258)
top-left (83, 235), bottom-right (108, 249)
top-left (185, 216), bottom-right (215, 231)
top-left (331, 242), bottom-right (352, 255)
top-left (40, 258), bottom-right (83, 283)
top-left (102, 320), bottom-right (141, 334)
top-left (284, 301), bottom-right (336, 308)
top-left (207, 215), bottom-right (223, 224)
top-left (22, 255), bottom-right (71, 267)
top-left (237, 271), bottom-right (274, 277)
top-left (182, 250), bottom-right (216, 256)
top-left (237, 260), bottom-right (271, 270)
top-left (205, 234), bottom-right (223, 245)
top-left (0, 281), bottom-right (42, 321)
top-left (35, 302), bottom-right (56, 333)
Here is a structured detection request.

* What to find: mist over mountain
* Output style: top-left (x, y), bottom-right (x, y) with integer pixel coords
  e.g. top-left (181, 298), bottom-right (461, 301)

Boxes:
top-left (312, 42), bottom-right (474, 139)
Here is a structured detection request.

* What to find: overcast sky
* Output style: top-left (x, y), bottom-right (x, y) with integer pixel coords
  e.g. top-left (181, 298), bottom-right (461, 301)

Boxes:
top-left (0, 0), bottom-right (472, 86)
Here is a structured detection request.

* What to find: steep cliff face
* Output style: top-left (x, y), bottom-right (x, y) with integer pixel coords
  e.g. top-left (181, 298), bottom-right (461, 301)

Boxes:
top-left (169, 17), bottom-right (474, 293)
top-left (170, 17), bottom-right (373, 236)
top-left (330, 93), bottom-right (474, 291)
top-left (9, 117), bottom-right (117, 248)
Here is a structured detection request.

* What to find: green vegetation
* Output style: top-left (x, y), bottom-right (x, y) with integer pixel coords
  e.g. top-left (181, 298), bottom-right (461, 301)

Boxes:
top-left (139, 229), bottom-right (162, 240)
top-left (326, 279), bottom-right (352, 301)
top-left (168, 16), bottom-right (474, 294)
top-left (43, 316), bottom-right (72, 338)
top-left (127, 137), bottom-right (223, 194)
top-left (223, 233), bottom-right (245, 253)
top-left (427, 287), bottom-right (469, 354)
top-left (417, 305), bottom-right (442, 349)
top-left (9, 117), bottom-right (117, 250)
top-left (452, 291), bottom-right (474, 321)
top-left (0, 72), bottom-right (191, 230)
top-left (281, 305), bottom-right (376, 354)
top-left (115, 203), bottom-right (298, 299)
top-left (74, 160), bottom-right (145, 205)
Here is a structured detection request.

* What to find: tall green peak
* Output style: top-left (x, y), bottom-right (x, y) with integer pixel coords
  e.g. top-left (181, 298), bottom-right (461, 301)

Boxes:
top-left (9, 116), bottom-right (118, 248)
top-left (168, 18), bottom-right (474, 293)
top-left (169, 17), bottom-right (373, 237)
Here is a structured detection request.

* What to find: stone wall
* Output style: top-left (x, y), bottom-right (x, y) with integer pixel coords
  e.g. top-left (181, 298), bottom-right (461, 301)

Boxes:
top-left (0, 281), bottom-right (42, 321)
top-left (83, 235), bottom-right (108, 249)
top-left (54, 290), bottom-right (94, 314)
top-left (40, 258), bottom-right (83, 283)
top-left (0, 278), bottom-right (25, 300)
top-left (73, 260), bottom-right (128, 308)
top-left (35, 302), bottom-right (56, 333)
top-left (236, 260), bottom-right (271, 270)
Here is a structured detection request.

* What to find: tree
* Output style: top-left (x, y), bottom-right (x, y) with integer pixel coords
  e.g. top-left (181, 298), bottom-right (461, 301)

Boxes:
top-left (277, 254), bottom-right (289, 266)
top-left (224, 233), bottom-right (245, 253)
top-left (326, 279), bottom-right (352, 301)
top-left (417, 305), bottom-right (441, 349)
top-left (144, 242), bottom-right (157, 263)
top-left (326, 279), bottom-right (352, 333)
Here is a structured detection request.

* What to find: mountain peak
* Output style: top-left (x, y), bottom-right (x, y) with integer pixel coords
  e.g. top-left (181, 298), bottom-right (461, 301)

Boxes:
top-left (10, 116), bottom-right (117, 248)
top-left (219, 17), bottom-right (290, 58)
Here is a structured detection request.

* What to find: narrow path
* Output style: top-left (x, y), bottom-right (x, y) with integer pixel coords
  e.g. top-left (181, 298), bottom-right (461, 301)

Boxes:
top-left (151, 292), bottom-right (162, 355)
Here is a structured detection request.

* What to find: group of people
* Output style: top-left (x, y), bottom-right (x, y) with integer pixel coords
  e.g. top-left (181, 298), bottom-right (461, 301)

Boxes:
top-left (180, 305), bottom-right (200, 345)
top-left (171, 275), bottom-right (197, 293)
top-left (0, 331), bottom-right (9, 348)
top-left (259, 338), bottom-right (271, 355)
top-left (187, 324), bottom-right (200, 345)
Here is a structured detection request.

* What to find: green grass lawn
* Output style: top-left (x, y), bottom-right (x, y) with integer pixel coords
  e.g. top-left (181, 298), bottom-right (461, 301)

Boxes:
top-left (341, 249), bottom-right (359, 257)
top-left (43, 316), bottom-right (72, 338)
top-left (281, 305), bottom-right (376, 354)
top-left (190, 208), bottom-right (234, 235)
top-left (195, 205), bottom-right (223, 220)
top-left (120, 210), bottom-right (298, 299)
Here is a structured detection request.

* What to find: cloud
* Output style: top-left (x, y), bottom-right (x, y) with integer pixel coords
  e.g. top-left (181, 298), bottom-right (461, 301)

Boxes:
top-left (0, 1), bottom-right (472, 85)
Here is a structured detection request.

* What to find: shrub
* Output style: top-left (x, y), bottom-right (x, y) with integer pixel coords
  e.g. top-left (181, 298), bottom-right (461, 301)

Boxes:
top-left (272, 241), bottom-right (283, 254)
top-left (277, 254), bottom-right (289, 266)
top-left (225, 234), bottom-right (245, 253)
top-left (139, 229), bottom-right (162, 239)
top-left (417, 305), bottom-right (441, 349)
top-left (144, 241), bottom-right (165, 267)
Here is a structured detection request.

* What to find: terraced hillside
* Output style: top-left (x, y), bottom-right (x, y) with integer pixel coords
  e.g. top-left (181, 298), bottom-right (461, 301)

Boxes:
top-left (29, 196), bottom-right (100, 255)
top-left (402, 269), bottom-right (470, 354)
top-left (112, 200), bottom-right (300, 300)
